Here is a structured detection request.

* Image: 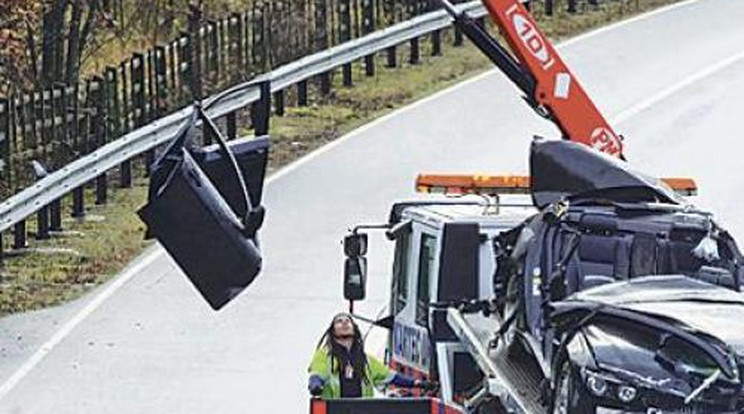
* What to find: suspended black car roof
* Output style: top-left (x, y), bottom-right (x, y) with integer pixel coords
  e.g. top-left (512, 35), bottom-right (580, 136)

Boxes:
top-left (529, 139), bottom-right (685, 209)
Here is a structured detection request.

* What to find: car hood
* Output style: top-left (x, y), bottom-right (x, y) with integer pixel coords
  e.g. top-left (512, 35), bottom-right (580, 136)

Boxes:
top-left (570, 275), bottom-right (744, 353)
top-left (530, 140), bottom-right (685, 208)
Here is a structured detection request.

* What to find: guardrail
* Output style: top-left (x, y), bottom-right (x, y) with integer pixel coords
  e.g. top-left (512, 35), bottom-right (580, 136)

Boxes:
top-left (0, 1), bottom-right (487, 257)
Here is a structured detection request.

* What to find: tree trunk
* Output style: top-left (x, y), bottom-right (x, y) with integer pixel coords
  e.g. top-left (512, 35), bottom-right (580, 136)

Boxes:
top-left (41, 0), bottom-right (69, 86)
top-left (65, 0), bottom-right (83, 83)
top-left (79, 0), bottom-right (100, 55)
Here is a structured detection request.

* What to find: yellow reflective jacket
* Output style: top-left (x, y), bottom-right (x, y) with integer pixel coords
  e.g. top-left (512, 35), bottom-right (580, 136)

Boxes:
top-left (308, 346), bottom-right (395, 398)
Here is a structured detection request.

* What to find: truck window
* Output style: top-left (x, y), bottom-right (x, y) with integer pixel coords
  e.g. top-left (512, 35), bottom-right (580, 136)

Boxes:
top-left (391, 230), bottom-right (411, 315)
top-left (416, 234), bottom-right (437, 326)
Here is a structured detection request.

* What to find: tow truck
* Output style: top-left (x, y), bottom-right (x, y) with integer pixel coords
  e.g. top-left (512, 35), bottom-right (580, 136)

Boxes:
top-left (311, 0), bottom-right (744, 413)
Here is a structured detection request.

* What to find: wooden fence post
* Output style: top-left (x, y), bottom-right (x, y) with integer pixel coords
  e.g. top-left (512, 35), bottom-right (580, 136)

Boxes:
top-left (231, 13), bottom-right (245, 79)
top-left (155, 46), bottom-right (168, 117)
top-left (40, 88), bottom-right (51, 169)
top-left (88, 76), bottom-right (107, 205)
top-left (30, 91), bottom-right (40, 161)
top-left (252, 3), bottom-right (267, 72)
top-left (130, 53), bottom-right (146, 182)
top-left (315, 0), bottom-right (332, 95)
top-left (208, 21), bottom-right (219, 84)
top-left (362, 0), bottom-right (376, 76)
top-left (145, 50), bottom-right (157, 173)
top-left (179, 33), bottom-right (193, 102)
top-left (169, 41), bottom-right (178, 95)
top-left (189, 4), bottom-right (204, 101)
top-left (0, 98), bottom-right (10, 191)
top-left (339, 0), bottom-right (353, 87)
top-left (407, 0), bottom-right (420, 65)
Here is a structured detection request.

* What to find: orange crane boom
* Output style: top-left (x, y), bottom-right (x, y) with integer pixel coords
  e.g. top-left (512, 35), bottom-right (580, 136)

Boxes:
top-left (439, 0), bottom-right (625, 157)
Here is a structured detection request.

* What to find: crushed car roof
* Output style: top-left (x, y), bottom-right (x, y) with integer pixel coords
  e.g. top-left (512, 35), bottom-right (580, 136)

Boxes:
top-left (530, 139), bottom-right (686, 209)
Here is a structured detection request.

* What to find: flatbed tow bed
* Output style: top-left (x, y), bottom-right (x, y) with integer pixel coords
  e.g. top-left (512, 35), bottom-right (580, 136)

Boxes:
top-left (447, 309), bottom-right (545, 413)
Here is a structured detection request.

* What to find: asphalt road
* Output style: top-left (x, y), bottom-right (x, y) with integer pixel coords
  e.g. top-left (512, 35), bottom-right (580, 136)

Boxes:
top-left (2, 0), bottom-right (744, 412)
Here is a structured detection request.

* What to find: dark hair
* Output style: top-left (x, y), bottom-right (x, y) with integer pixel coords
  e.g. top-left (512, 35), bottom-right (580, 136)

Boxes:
top-left (316, 313), bottom-right (370, 385)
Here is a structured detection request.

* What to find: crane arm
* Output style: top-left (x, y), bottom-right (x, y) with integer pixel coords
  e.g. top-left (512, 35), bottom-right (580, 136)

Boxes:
top-left (440, 0), bottom-right (625, 158)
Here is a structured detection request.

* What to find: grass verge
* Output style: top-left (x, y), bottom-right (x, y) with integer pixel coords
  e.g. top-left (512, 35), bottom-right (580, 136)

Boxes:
top-left (0, 0), bottom-right (680, 315)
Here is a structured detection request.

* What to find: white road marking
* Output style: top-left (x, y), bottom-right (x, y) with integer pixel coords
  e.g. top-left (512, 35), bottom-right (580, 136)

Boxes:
top-left (0, 0), bottom-right (711, 402)
top-left (0, 249), bottom-right (161, 401)
top-left (612, 50), bottom-right (744, 125)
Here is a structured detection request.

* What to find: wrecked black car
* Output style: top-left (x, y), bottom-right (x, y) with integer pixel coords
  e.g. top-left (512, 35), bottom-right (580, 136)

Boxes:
top-left (496, 140), bottom-right (744, 413)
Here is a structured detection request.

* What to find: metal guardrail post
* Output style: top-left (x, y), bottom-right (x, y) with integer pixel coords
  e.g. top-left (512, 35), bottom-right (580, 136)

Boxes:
top-left (50, 199), bottom-right (62, 231)
top-left (37, 205), bottom-right (50, 240)
top-left (297, 81), bottom-right (308, 106)
top-left (432, 29), bottom-right (442, 56)
top-left (226, 112), bottom-right (237, 139)
top-left (13, 220), bottom-right (26, 249)
top-left (72, 186), bottom-right (85, 218)
top-left (274, 90), bottom-right (285, 116)
top-left (319, 72), bottom-right (332, 96)
top-left (410, 37), bottom-right (421, 64)
top-left (386, 46), bottom-right (397, 67)
top-left (31, 161), bottom-right (50, 239)
top-left (251, 80), bottom-right (272, 136)
top-left (204, 117), bottom-right (216, 145)
top-left (454, 26), bottom-right (464, 46)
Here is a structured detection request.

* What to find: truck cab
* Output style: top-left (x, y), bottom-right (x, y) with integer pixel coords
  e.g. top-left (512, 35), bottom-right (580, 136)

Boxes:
top-left (383, 200), bottom-right (533, 404)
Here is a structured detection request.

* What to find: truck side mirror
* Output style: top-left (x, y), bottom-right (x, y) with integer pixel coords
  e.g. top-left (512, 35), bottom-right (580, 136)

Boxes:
top-left (344, 233), bottom-right (368, 257)
top-left (344, 257), bottom-right (367, 301)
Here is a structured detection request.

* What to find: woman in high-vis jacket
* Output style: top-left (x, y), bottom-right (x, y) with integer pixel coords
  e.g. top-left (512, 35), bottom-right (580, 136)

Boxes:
top-left (307, 313), bottom-right (435, 398)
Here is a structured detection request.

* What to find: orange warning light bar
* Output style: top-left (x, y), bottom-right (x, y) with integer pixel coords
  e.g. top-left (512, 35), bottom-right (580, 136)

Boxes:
top-left (415, 174), bottom-right (698, 197)
top-left (660, 177), bottom-right (698, 196)
top-left (416, 174), bottom-right (531, 195)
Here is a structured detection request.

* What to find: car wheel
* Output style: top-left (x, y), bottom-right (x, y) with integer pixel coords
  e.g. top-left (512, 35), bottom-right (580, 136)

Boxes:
top-left (552, 360), bottom-right (597, 414)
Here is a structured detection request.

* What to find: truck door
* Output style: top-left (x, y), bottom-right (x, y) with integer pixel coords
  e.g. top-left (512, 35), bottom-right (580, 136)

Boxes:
top-left (389, 221), bottom-right (439, 382)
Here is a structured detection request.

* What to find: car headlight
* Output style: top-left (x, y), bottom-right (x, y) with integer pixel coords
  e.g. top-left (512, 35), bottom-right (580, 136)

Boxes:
top-left (586, 373), bottom-right (609, 396)
top-left (617, 385), bottom-right (638, 403)
top-left (585, 370), bottom-right (638, 404)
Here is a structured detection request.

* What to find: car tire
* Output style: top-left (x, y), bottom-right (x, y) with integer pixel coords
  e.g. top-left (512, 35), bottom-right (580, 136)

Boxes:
top-left (552, 359), bottom-right (597, 414)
